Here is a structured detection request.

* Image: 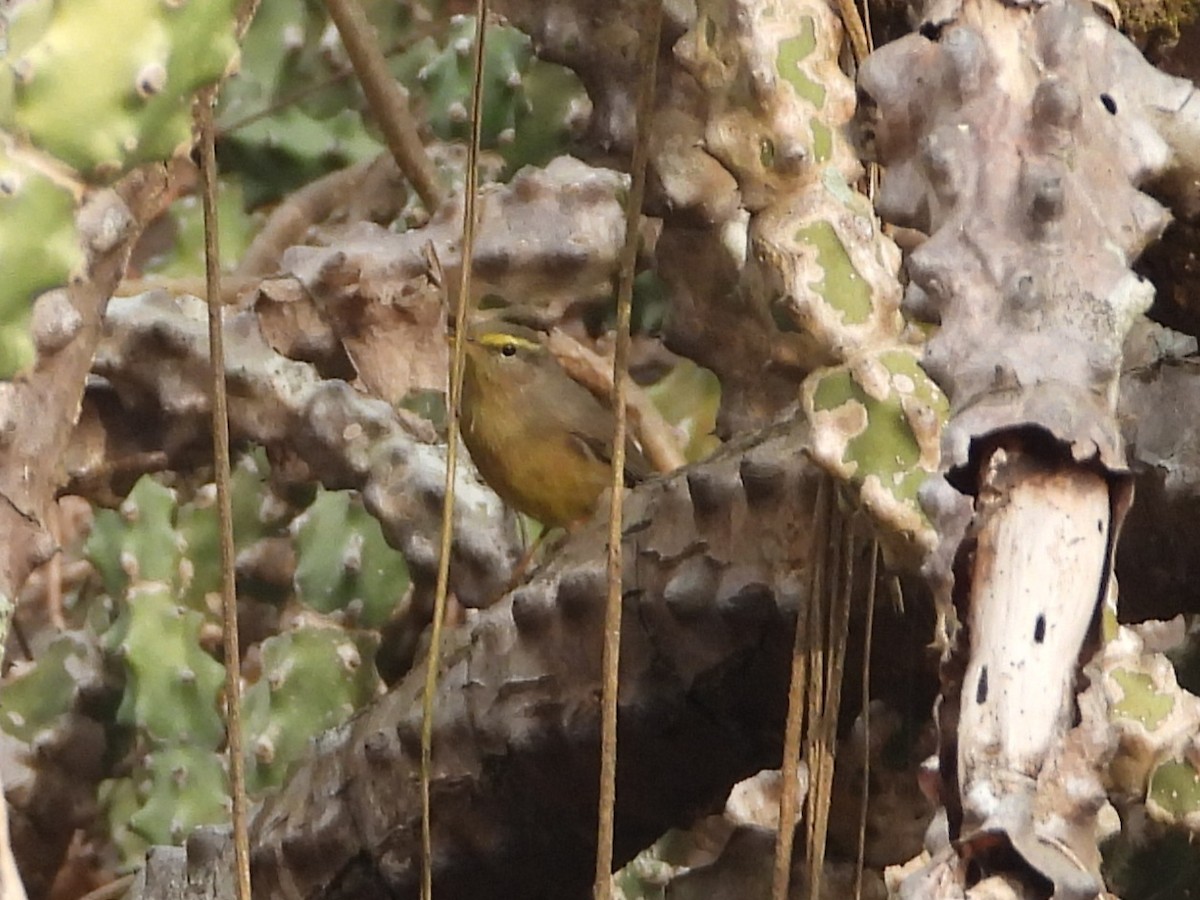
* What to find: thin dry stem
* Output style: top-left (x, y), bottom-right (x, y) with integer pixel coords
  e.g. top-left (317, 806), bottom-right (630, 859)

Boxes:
top-left (804, 493), bottom-right (837, 899)
top-left (220, 22), bottom-right (441, 135)
top-left (596, 4), bottom-right (663, 898)
top-left (854, 541), bottom-right (879, 900)
top-left (835, 0), bottom-right (870, 65)
top-left (322, 0), bottom-right (444, 212)
top-left (235, 0), bottom-right (262, 40)
top-left (811, 510), bottom-right (856, 896)
top-left (772, 476), bottom-right (827, 900)
top-left (546, 329), bottom-right (685, 474)
top-left (420, 4), bottom-right (487, 899)
top-left (45, 505), bottom-right (64, 630)
top-left (114, 275), bottom-right (258, 304)
top-left (861, 0), bottom-right (879, 201)
top-left (237, 156), bottom-right (378, 277)
top-left (75, 874), bottom-right (135, 900)
top-left (197, 89), bottom-right (252, 900)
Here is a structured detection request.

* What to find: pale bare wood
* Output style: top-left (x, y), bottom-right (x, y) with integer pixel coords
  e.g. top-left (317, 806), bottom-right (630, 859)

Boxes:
top-left (959, 449), bottom-right (1109, 787)
top-left (953, 447), bottom-right (1113, 896)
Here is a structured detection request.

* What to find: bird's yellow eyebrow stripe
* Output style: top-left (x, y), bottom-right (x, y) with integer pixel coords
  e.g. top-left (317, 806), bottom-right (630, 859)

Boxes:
top-left (477, 332), bottom-right (540, 351)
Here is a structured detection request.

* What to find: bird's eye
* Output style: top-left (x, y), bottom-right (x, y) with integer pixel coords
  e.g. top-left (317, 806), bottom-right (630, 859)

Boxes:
top-left (500, 342), bottom-right (517, 357)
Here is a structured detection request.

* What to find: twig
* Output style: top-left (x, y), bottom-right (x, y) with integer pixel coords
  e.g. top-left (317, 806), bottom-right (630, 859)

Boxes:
top-left (196, 89), bottom-right (251, 900)
top-left (114, 275), bottom-right (258, 304)
top-left (219, 29), bottom-right (439, 136)
top-left (76, 874), bottom-right (135, 900)
top-left (772, 476), bottom-right (827, 899)
top-left (805, 488), bottom-right (837, 899)
top-left (45, 503), bottom-right (64, 630)
top-left (811, 508), bottom-right (856, 895)
top-left (9, 619), bottom-right (32, 665)
top-left (234, 0), bottom-right (262, 41)
top-left (854, 541), bottom-right (879, 900)
top-left (421, 4), bottom-right (487, 899)
top-left (860, 0), bottom-right (879, 201)
top-left (595, 3), bottom-right (662, 897)
top-left (834, 0), bottom-right (870, 66)
top-left (546, 329), bottom-right (685, 474)
top-left (322, 0), bottom-right (444, 212)
top-left (236, 156), bottom-right (379, 277)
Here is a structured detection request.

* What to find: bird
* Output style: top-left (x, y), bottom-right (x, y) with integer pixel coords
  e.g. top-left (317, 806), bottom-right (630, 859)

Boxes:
top-left (458, 317), bottom-right (652, 529)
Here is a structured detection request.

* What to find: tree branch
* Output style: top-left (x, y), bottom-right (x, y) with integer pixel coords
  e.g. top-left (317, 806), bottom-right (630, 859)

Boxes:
top-left (249, 415), bottom-right (827, 899)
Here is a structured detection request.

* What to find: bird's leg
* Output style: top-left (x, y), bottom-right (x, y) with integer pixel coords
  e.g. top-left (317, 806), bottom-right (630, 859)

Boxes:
top-left (501, 518), bottom-right (584, 596)
top-left (506, 526), bottom-right (552, 590)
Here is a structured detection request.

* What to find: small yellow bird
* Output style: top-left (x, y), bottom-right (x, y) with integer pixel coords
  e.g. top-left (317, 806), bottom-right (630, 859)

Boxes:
top-left (459, 319), bottom-right (652, 528)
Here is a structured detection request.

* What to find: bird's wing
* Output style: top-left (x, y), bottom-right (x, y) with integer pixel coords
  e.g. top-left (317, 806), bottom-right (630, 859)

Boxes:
top-left (555, 373), bottom-right (654, 486)
top-left (568, 430), bottom-right (653, 487)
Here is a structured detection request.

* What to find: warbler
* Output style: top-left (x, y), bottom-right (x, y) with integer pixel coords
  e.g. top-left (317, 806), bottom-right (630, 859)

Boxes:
top-left (459, 319), bottom-right (652, 528)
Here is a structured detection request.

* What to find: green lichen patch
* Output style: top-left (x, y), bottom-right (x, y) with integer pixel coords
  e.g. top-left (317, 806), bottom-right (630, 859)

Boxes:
top-left (808, 350), bottom-right (945, 491)
top-left (794, 220), bottom-right (873, 325)
top-left (1146, 757), bottom-right (1200, 829)
top-left (775, 17), bottom-right (826, 108)
top-left (810, 119), bottom-right (832, 164)
top-left (1111, 668), bottom-right (1176, 731)
top-left (753, 192), bottom-right (906, 370)
top-left (805, 349), bottom-right (948, 563)
top-left (678, 0), bottom-right (857, 209)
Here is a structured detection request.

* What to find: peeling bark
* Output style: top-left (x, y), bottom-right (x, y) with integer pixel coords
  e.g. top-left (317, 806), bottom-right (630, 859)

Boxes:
top-left (949, 446), bottom-right (1114, 896)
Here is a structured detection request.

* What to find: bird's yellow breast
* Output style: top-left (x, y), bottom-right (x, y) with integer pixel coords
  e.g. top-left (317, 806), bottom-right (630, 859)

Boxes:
top-left (461, 369), bottom-right (611, 527)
